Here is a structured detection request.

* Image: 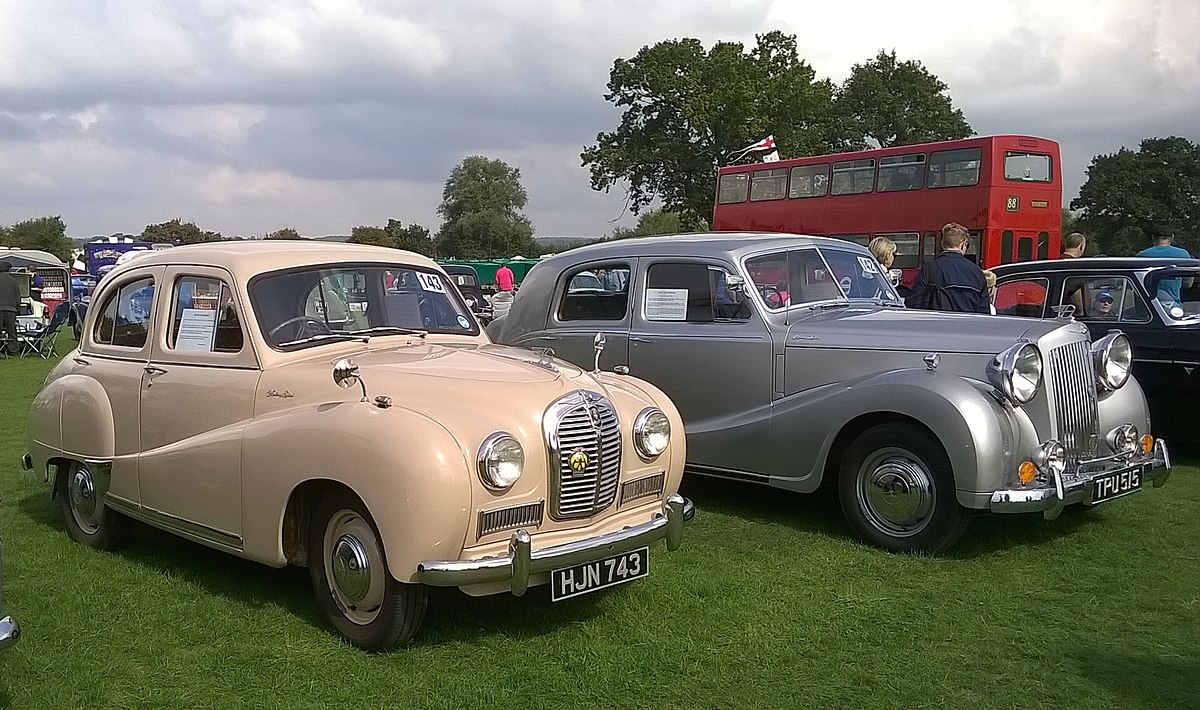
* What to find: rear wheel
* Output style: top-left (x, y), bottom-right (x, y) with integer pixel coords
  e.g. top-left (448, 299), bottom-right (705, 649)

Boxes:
top-left (58, 460), bottom-right (131, 550)
top-left (307, 491), bottom-right (427, 651)
top-left (838, 423), bottom-right (970, 553)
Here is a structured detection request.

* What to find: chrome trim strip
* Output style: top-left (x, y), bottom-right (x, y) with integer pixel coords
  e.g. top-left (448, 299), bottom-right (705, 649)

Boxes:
top-left (417, 494), bottom-right (694, 592)
top-left (138, 506), bottom-right (244, 548)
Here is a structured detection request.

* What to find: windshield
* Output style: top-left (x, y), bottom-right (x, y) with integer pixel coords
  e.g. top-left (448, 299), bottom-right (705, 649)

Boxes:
top-left (744, 246), bottom-right (901, 310)
top-left (251, 264), bottom-right (479, 348)
top-left (1147, 268), bottom-right (1200, 321)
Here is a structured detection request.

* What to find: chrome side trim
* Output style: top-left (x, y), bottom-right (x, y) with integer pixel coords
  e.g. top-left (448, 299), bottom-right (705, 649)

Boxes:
top-left (417, 494), bottom-right (694, 593)
top-left (138, 506), bottom-right (244, 549)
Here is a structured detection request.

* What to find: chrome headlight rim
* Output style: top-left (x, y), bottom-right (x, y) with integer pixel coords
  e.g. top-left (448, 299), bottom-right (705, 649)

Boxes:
top-left (1033, 440), bottom-right (1066, 476)
top-left (476, 431), bottom-right (524, 491)
top-left (1105, 423), bottom-right (1140, 455)
top-left (987, 341), bottom-right (1043, 405)
top-left (632, 407), bottom-right (671, 461)
top-left (1091, 331), bottom-right (1132, 391)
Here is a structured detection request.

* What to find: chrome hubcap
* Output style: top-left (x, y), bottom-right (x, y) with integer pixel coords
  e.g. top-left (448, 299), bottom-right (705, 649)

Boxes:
top-left (323, 510), bottom-right (385, 626)
top-left (857, 447), bottom-right (935, 537)
top-left (69, 465), bottom-right (103, 534)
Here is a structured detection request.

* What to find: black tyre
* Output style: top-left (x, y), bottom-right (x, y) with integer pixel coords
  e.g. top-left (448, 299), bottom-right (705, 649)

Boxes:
top-left (838, 423), bottom-right (970, 553)
top-left (307, 491), bottom-right (427, 652)
top-left (58, 460), bottom-right (131, 550)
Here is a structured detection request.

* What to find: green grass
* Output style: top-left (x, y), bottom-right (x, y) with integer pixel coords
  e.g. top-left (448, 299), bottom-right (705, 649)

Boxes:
top-left (1, 341), bottom-right (1198, 709)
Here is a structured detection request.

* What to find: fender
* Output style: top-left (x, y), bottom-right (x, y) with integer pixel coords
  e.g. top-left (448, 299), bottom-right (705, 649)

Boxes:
top-left (1096, 376), bottom-right (1153, 439)
top-left (768, 368), bottom-right (1040, 509)
top-left (27, 373), bottom-right (115, 471)
top-left (240, 400), bottom-right (473, 583)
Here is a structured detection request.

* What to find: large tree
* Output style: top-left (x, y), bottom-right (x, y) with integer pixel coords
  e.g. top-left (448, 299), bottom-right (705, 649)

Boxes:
top-left (582, 31), bottom-right (851, 222)
top-left (610, 208), bottom-right (708, 240)
top-left (347, 220), bottom-right (436, 256)
top-left (434, 156), bottom-right (536, 258)
top-left (264, 227), bottom-right (303, 240)
top-left (141, 219), bottom-right (222, 245)
top-left (835, 49), bottom-right (972, 148)
top-left (6, 215), bottom-right (74, 261)
top-left (1071, 136), bottom-right (1200, 255)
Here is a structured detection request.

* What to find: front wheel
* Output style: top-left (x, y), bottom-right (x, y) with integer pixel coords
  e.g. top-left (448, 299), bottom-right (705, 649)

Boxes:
top-left (838, 423), bottom-right (970, 553)
top-left (307, 491), bottom-right (428, 651)
top-left (58, 460), bottom-right (131, 550)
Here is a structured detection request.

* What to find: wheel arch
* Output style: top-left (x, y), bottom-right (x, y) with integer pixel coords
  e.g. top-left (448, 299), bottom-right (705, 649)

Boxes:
top-left (823, 412), bottom-right (947, 490)
top-left (281, 478), bottom-right (363, 568)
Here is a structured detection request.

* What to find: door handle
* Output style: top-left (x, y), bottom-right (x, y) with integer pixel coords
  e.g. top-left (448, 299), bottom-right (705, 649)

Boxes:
top-left (72, 357), bottom-right (90, 366)
top-left (630, 337), bottom-right (651, 343)
top-left (540, 336), bottom-right (560, 341)
top-left (144, 366), bottom-right (167, 376)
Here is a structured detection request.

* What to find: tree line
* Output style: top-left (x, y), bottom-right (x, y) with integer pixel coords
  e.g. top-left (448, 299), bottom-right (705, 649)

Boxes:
top-left (3, 31), bottom-right (1194, 260)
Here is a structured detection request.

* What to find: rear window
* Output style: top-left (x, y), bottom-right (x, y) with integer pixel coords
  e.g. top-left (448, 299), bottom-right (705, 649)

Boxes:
top-left (1004, 152), bottom-right (1052, 182)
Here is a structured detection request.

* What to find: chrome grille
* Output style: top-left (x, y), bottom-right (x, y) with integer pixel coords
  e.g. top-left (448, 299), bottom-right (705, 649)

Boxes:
top-left (621, 473), bottom-right (665, 505)
top-left (478, 501), bottom-right (544, 538)
top-left (545, 391), bottom-right (621, 519)
top-left (1046, 340), bottom-right (1099, 464)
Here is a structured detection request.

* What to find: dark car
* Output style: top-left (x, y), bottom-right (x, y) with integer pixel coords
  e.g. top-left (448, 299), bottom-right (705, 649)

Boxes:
top-left (992, 256), bottom-right (1200, 446)
top-left (442, 264), bottom-right (492, 323)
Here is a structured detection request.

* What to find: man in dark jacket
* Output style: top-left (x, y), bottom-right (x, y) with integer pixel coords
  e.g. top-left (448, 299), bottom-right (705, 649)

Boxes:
top-left (904, 223), bottom-right (990, 313)
top-left (0, 262), bottom-right (22, 354)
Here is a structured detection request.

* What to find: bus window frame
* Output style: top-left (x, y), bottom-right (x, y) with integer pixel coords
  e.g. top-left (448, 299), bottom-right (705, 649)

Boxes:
top-left (831, 158), bottom-right (875, 196)
top-left (788, 164), bottom-right (830, 199)
top-left (750, 168), bottom-right (788, 202)
top-left (1003, 151), bottom-right (1052, 183)
top-left (877, 153), bottom-right (927, 193)
top-left (926, 147), bottom-right (982, 189)
top-left (718, 172), bottom-right (749, 204)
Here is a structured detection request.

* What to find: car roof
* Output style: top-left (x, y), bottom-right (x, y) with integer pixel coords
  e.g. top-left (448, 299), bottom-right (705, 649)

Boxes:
top-left (992, 256), bottom-right (1200, 277)
top-left (102, 240), bottom-right (441, 282)
top-left (540, 232), bottom-right (864, 267)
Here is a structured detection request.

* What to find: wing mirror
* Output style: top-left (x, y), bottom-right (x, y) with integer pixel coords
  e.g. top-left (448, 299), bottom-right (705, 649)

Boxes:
top-left (593, 332), bottom-right (606, 373)
top-left (333, 358), bottom-right (367, 401)
top-left (726, 275), bottom-right (746, 292)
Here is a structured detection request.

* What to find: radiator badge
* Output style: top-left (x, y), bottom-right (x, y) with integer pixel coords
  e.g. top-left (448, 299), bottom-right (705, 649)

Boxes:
top-left (568, 449), bottom-right (590, 474)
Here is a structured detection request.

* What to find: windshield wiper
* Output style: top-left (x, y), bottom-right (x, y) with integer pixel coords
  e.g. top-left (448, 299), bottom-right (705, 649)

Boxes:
top-left (350, 326), bottom-right (428, 339)
top-left (277, 333), bottom-right (362, 347)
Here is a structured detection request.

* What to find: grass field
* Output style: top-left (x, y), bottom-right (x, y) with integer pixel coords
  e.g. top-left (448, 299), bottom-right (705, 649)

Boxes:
top-left (1, 343), bottom-right (1198, 709)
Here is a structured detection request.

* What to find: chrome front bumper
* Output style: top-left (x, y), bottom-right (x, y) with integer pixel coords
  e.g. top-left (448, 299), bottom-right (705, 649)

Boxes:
top-left (417, 494), bottom-right (694, 595)
top-left (990, 439), bottom-right (1171, 519)
top-left (0, 615), bottom-right (19, 651)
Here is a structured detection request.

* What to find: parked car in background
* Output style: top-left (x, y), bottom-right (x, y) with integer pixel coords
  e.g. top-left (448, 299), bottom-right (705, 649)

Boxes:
top-left (491, 233), bottom-right (1172, 552)
top-left (992, 257), bottom-right (1200, 448)
top-left (0, 540), bottom-right (18, 651)
top-left (24, 242), bottom-right (693, 651)
top-left (441, 264), bottom-right (492, 323)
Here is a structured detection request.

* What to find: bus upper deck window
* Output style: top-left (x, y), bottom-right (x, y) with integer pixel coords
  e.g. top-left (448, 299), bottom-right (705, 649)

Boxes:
top-left (927, 147), bottom-right (981, 188)
top-left (718, 173), bottom-right (749, 204)
top-left (1004, 152), bottom-right (1052, 182)
top-left (788, 164), bottom-right (830, 198)
top-left (877, 153), bottom-right (926, 192)
top-left (750, 168), bottom-right (788, 201)
top-left (832, 159), bottom-right (874, 195)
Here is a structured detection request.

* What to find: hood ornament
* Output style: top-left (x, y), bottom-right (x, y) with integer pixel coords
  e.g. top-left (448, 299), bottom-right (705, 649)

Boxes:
top-left (923, 352), bottom-right (940, 371)
top-left (529, 347), bottom-right (559, 373)
top-left (592, 332), bottom-right (606, 374)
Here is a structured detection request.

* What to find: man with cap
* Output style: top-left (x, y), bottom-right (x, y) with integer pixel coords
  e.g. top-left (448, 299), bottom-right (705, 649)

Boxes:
top-left (1089, 291), bottom-right (1117, 320)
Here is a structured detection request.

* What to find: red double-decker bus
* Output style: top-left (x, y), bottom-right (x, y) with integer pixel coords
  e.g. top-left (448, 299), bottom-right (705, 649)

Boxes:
top-left (711, 135), bottom-right (1062, 286)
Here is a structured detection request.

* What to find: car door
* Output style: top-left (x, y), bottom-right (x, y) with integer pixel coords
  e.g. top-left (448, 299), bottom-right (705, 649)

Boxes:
top-left (626, 258), bottom-right (773, 475)
top-left (74, 267), bottom-right (164, 504)
top-left (137, 267), bottom-right (259, 548)
top-left (525, 261), bottom-right (635, 371)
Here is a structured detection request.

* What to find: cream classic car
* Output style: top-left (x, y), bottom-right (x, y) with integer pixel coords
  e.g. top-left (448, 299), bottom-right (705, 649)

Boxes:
top-left (22, 242), bottom-right (693, 651)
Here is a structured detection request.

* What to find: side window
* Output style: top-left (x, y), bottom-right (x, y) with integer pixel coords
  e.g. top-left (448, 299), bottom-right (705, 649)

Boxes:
top-left (93, 277), bottom-right (155, 348)
top-left (168, 277), bottom-right (244, 353)
top-left (831, 159), bottom-right (874, 195)
top-left (717, 173), bottom-right (749, 204)
top-left (750, 168), bottom-right (788, 201)
top-left (1017, 236), bottom-right (1034, 262)
top-left (966, 231), bottom-right (982, 264)
top-left (644, 263), bottom-right (716, 322)
top-left (927, 148), bottom-right (982, 188)
top-left (875, 232), bottom-right (921, 269)
top-left (877, 153), bottom-right (926, 192)
top-left (557, 265), bottom-right (631, 322)
top-left (788, 164), bottom-right (830, 198)
top-left (1000, 230), bottom-right (1015, 264)
top-left (745, 252), bottom-right (790, 311)
top-left (1064, 276), bottom-right (1150, 323)
top-left (994, 278), bottom-right (1049, 318)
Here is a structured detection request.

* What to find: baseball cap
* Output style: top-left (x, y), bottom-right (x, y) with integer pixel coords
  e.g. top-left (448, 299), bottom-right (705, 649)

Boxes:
top-left (1096, 291), bottom-right (1114, 303)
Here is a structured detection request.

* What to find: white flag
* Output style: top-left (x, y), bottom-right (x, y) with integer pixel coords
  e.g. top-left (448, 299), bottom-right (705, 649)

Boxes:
top-left (761, 150), bottom-right (780, 163)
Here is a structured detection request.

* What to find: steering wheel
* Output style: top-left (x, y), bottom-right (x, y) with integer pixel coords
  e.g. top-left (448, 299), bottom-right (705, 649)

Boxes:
top-left (759, 285), bottom-right (784, 308)
top-left (269, 315), bottom-right (332, 342)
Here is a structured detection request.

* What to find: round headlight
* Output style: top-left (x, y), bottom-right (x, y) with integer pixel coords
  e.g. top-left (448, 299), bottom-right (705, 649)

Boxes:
top-left (987, 342), bottom-right (1043, 405)
top-left (1034, 440), bottom-right (1066, 476)
top-left (1091, 332), bottom-right (1131, 391)
top-left (633, 408), bottom-right (671, 460)
top-left (1105, 424), bottom-right (1140, 455)
top-left (477, 432), bottom-right (524, 490)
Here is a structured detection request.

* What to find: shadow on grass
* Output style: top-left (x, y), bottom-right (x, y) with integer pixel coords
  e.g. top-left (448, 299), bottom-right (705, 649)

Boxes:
top-left (679, 472), bottom-right (1106, 558)
top-left (1071, 649), bottom-right (1200, 708)
top-left (14, 485), bottom-right (609, 646)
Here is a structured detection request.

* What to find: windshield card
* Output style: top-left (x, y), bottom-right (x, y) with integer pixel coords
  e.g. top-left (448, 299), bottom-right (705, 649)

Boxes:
top-left (416, 272), bottom-right (446, 293)
top-left (858, 256), bottom-right (879, 274)
top-left (645, 288), bottom-right (688, 320)
top-left (176, 308), bottom-right (217, 352)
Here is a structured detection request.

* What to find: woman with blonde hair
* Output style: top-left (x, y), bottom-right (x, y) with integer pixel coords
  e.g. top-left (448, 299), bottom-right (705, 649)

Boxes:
top-left (983, 269), bottom-right (998, 314)
top-left (868, 236), bottom-right (897, 270)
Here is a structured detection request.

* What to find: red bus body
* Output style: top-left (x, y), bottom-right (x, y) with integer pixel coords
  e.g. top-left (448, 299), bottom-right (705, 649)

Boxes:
top-left (711, 135), bottom-right (1062, 286)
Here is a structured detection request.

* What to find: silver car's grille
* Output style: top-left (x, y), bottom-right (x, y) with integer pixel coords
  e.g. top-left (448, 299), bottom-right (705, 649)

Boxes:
top-left (545, 391), bottom-right (621, 519)
top-left (1046, 340), bottom-right (1099, 464)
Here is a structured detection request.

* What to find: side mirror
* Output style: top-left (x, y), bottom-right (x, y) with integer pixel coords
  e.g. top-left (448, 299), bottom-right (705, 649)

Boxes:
top-left (887, 269), bottom-right (903, 287)
top-left (332, 358), bottom-right (367, 400)
top-left (726, 275), bottom-right (746, 293)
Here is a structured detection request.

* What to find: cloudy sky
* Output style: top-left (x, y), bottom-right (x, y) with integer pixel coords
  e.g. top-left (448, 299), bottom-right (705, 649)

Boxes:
top-left (1, 0), bottom-right (1197, 240)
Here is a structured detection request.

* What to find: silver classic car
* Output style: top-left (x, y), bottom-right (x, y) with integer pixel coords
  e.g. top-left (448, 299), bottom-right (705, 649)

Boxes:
top-left (491, 233), bottom-right (1172, 552)
top-left (23, 242), bottom-right (693, 651)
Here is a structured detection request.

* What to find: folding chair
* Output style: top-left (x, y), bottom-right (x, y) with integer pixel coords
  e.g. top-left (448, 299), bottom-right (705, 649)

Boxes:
top-left (20, 301), bottom-right (70, 359)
